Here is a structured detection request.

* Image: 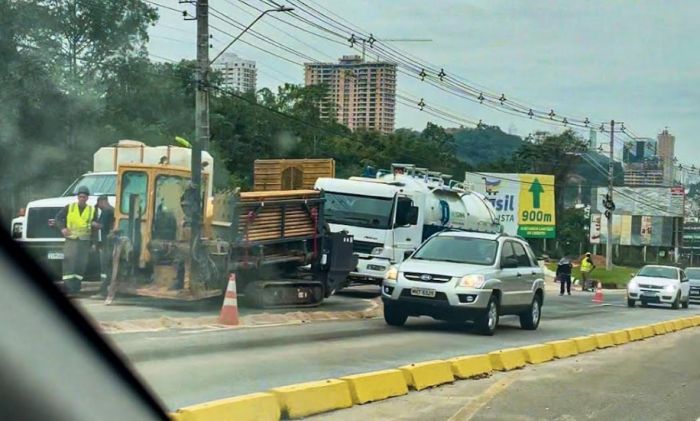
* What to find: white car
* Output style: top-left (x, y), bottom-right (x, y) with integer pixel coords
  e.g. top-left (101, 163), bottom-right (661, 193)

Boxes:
top-left (626, 265), bottom-right (690, 309)
top-left (685, 267), bottom-right (700, 304)
top-left (381, 230), bottom-right (545, 336)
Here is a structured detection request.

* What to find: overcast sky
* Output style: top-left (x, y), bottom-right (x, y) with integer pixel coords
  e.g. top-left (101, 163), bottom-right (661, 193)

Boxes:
top-left (148, 0), bottom-right (699, 164)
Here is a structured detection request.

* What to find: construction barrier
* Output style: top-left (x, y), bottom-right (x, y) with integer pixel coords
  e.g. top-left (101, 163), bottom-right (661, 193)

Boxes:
top-left (611, 330), bottom-right (630, 345)
top-left (572, 336), bottom-right (597, 353)
top-left (340, 369), bottom-right (408, 404)
top-left (672, 319), bottom-right (685, 331)
top-left (489, 348), bottom-right (527, 371)
top-left (270, 379), bottom-right (352, 419)
top-left (448, 354), bottom-right (493, 379)
top-left (399, 360), bottom-right (454, 391)
top-left (640, 325), bottom-right (656, 339)
top-left (593, 333), bottom-right (615, 349)
top-left (520, 344), bottom-right (555, 364)
top-left (652, 323), bottom-right (668, 335)
top-left (625, 327), bottom-right (644, 341)
top-left (173, 392), bottom-right (279, 421)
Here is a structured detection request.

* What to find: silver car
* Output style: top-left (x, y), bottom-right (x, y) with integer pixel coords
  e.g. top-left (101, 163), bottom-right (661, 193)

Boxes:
top-left (685, 267), bottom-right (700, 303)
top-left (381, 231), bottom-right (545, 335)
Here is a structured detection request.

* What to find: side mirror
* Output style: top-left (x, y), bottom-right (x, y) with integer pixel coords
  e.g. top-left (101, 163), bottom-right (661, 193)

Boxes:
top-left (502, 257), bottom-right (518, 269)
top-left (404, 250), bottom-right (414, 260)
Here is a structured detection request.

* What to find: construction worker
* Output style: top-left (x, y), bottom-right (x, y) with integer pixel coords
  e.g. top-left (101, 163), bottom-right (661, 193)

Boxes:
top-left (55, 186), bottom-right (96, 294)
top-left (557, 256), bottom-right (573, 296)
top-left (92, 195), bottom-right (115, 299)
top-left (580, 252), bottom-right (596, 291)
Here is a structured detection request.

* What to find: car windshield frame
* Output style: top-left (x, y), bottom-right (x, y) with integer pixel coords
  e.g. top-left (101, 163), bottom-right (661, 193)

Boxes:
top-left (323, 191), bottom-right (395, 229)
top-left (62, 174), bottom-right (117, 197)
top-left (411, 235), bottom-right (498, 266)
top-left (637, 266), bottom-right (678, 280)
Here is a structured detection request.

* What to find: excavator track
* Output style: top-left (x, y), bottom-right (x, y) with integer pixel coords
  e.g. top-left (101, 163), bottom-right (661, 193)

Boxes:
top-left (243, 280), bottom-right (325, 309)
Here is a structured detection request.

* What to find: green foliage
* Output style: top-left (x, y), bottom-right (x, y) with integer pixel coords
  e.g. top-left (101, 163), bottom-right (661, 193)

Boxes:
top-left (452, 125), bottom-right (523, 166)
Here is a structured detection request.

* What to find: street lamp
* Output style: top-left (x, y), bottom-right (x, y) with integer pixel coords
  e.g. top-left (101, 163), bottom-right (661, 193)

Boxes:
top-left (210, 5), bottom-right (294, 66)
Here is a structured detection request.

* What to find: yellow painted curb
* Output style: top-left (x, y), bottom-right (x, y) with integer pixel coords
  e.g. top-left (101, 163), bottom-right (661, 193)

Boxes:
top-left (693, 316), bottom-right (700, 327)
top-left (340, 369), bottom-right (408, 405)
top-left (611, 330), bottom-right (630, 345)
top-left (488, 348), bottom-right (526, 371)
top-left (547, 339), bottom-right (578, 358)
top-left (173, 392), bottom-right (279, 421)
top-left (520, 344), bottom-right (554, 364)
top-left (625, 327), bottom-right (644, 341)
top-left (270, 379), bottom-right (352, 419)
top-left (448, 354), bottom-right (493, 379)
top-left (664, 320), bottom-right (677, 332)
top-left (572, 336), bottom-right (597, 353)
top-left (681, 318), bottom-right (693, 329)
top-left (640, 325), bottom-right (655, 338)
top-left (672, 319), bottom-right (685, 330)
top-left (399, 360), bottom-right (454, 391)
top-left (593, 333), bottom-right (615, 348)
top-left (652, 323), bottom-right (668, 335)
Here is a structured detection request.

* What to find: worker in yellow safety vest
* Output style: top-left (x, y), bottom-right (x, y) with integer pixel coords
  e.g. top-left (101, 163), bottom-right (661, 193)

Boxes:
top-left (55, 186), bottom-right (96, 294)
top-left (580, 252), bottom-right (596, 291)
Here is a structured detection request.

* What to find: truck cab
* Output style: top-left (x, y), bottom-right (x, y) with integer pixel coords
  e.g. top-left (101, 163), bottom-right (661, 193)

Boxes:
top-left (315, 164), bottom-right (501, 287)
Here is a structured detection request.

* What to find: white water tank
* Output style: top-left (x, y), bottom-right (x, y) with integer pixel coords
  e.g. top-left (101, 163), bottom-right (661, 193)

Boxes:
top-left (93, 140), bottom-right (214, 195)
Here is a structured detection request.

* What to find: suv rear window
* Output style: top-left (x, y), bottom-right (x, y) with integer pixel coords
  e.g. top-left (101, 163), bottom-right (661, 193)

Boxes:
top-left (511, 242), bottom-right (535, 267)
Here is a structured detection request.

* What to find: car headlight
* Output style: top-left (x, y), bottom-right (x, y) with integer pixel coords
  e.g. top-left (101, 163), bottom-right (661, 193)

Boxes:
top-left (628, 280), bottom-right (639, 290)
top-left (371, 247), bottom-right (384, 256)
top-left (456, 274), bottom-right (486, 289)
top-left (12, 223), bottom-right (22, 239)
top-left (386, 266), bottom-right (398, 281)
top-left (663, 284), bottom-right (677, 292)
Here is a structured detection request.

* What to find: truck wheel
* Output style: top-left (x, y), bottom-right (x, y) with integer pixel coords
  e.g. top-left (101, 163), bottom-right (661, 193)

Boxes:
top-left (383, 304), bottom-right (408, 327)
top-left (627, 299), bottom-right (636, 308)
top-left (476, 295), bottom-right (499, 336)
top-left (671, 292), bottom-right (680, 310)
top-left (519, 294), bottom-right (542, 330)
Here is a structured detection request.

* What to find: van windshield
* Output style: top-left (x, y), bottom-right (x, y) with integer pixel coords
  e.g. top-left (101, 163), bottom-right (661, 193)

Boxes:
top-left (324, 192), bottom-right (394, 229)
top-left (63, 174), bottom-right (117, 196)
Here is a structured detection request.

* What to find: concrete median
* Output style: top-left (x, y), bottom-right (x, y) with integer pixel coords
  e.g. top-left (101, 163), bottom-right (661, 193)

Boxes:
top-left (593, 333), bottom-right (615, 348)
top-left (611, 330), bottom-right (630, 345)
top-left (547, 339), bottom-right (578, 358)
top-left (652, 323), bottom-right (668, 335)
top-left (489, 348), bottom-right (527, 371)
top-left (693, 316), bottom-right (700, 327)
top-left (681, 318), bottom-right (694, 329)
top-left (520, 344), bottom-right (554, 364)
top-left (448, 354), bottom-right (493, 379)
top-left (172, 392), bottom-right (279, 421)
top-left (270, 379), bottom-right (352, 419)
top-left (665, 320), bottom-right (678, 332)
top-left (672, 319), bottom-right (685, 331)
top-left (399, 360), bottom-right (454, 391)
top-left (640, 325), bottom-right (656, 338)
top-left (572, 336), bottom-right (597, 353)
top-left (340, 369), bottom-right (408, 405)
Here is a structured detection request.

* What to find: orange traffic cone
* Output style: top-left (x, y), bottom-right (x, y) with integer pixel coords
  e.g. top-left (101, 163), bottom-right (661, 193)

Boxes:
top-left (592, 282), bottom-right (604, 303)
top-left (220, 273), bottom-right (240, 325)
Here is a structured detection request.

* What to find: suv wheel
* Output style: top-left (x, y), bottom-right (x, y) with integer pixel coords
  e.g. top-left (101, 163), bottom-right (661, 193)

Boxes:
top-left (519, 294), bottom-right (542, 330)
top-left (682, 295), bottom-right (689, 309)
top-left (627, 299), bottom-right (636, 308)
top-left (384, 304), bottom-right (408, 326)
top-left (671, 292), bottom-right (680, 310)
top-left (476, 295), bottom-right (499, 336)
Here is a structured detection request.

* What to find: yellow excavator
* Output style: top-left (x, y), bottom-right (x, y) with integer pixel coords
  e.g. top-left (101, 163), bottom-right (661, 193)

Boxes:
top-left (109, 158), bottom-right (356, 307)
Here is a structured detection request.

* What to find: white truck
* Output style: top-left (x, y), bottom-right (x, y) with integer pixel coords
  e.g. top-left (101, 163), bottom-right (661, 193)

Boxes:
top-left (314, 163), bottom-right (501, 287)
top-left (10, 140), bottom-right (213, 279)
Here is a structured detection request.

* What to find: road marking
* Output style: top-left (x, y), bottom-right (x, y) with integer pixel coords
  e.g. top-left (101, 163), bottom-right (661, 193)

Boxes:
top-left (447, 375), bottom-right (518, 421)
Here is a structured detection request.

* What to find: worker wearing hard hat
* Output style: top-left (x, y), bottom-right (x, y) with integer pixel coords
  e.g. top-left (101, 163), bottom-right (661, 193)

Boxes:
top-left (580, 252), bottom-right (596, 292)
top-left (55, 186), bottom-right (96, 294)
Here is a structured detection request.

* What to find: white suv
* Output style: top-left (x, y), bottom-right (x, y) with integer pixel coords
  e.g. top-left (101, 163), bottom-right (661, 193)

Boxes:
top-left (381, 231), bottom-right (545, 335)
top-left (627, 265), bottom-right (690, 309)
top-left (686, 267), bottom-right (700, 304)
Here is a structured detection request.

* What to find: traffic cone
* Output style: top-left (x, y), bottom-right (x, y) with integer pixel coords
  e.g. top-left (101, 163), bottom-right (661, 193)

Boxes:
top-left (219, 273), bottom-right (240, 325)
top-left (592, 282), bottom-right (604, 303)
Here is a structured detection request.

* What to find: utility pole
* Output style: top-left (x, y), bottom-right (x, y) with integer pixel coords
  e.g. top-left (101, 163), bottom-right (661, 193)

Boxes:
top-left (606, 120), bottom-right (615, 270)
top-left (190, 0), bottom-right (209, 253)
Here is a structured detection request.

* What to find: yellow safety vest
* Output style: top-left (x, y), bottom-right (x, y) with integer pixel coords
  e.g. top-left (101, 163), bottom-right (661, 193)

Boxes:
top-left (67, 203), bottom-right (94, 240)
top-left (581, 258), bottom-right (593, 272)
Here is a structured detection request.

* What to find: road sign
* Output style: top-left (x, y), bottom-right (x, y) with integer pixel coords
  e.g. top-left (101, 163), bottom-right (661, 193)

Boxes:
top-left (517, 174), bottom-right (556, 239)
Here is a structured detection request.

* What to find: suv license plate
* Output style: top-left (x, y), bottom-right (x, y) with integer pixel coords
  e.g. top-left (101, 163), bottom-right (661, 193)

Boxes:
top-left (691, 290), bottom-right (699, 296)
top-left (411, 287), bottom-right (436, 298)
top-left (48, 252), bottom-right (64, 260)
top-left (642, 291), bottom-right (656, 296)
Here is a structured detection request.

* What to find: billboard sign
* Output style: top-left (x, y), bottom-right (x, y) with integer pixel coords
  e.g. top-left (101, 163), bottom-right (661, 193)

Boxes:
top-left (465, 172), bottom-right (556, 239)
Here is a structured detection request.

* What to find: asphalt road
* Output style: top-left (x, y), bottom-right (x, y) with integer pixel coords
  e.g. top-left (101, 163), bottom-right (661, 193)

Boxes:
top-left (97, 289), bottom-right (700, 411)
top-left (313, 328), bottom-right (700, 421)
